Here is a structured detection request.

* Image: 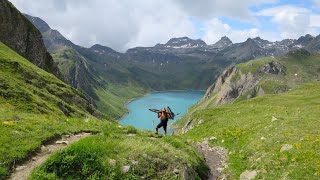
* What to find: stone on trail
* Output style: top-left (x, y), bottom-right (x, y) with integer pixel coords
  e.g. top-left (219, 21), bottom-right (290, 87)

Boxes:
top-left (173, 168), bottom-right (179, 174)
top-left (240, 170), bottom-right (257, 180)
top-left (15, 166), bottom-right (28, 171)
top-left (280, 144), bottom-right (293, 152)
top-left (55, 140), bottom-right (69, 145)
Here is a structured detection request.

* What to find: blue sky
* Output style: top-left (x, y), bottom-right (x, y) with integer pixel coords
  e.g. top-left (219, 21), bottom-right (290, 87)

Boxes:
top-left (191, 0), bottom-right (320, 44)
top-left (10, 0), bottom-right (320, 51)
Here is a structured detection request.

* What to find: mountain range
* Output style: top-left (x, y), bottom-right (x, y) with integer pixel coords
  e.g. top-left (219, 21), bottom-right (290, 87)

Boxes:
top-left (24, 14), bottom-right (320, 119)
top-left (1, 0), bottom-right (320, 179)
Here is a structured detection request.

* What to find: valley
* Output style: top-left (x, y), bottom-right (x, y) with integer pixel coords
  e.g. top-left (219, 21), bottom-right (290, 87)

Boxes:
top-left (1, 0), bottom-right (320, 179)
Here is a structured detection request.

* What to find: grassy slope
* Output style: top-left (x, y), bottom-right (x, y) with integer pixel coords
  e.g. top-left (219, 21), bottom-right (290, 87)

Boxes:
top-left (175, 52), bottom-right (320, 179)
top-left (173, 52), bottom-right (320, 128)
top-left (0, 42), bottom-right (208, 179)
top-left (0, 41), bottom-right (111, 178)
top-left (52, 48), bottom-right (145, 120)
top-left (182, 83), bottom-right (320, 179)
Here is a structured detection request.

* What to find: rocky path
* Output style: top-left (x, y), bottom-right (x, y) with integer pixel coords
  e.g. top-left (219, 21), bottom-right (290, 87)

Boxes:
top-left (197, 141), bottom-right (228, 180)
top-left (9, 132), bottom-right (92, 180)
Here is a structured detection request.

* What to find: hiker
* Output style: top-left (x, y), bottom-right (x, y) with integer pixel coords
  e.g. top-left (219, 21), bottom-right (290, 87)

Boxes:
top-left (156, 108), bottom-right (169, 135)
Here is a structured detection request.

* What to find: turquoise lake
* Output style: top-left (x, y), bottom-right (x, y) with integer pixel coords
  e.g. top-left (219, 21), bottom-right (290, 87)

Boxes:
top-left (119, 90), bottom-right (204, 134)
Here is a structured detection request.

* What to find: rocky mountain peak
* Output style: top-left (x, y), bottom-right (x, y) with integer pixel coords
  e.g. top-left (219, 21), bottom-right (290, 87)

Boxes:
top-left (90, 44), bottom-right (121, 57)
top-left (211, 36), bottom-right (232, 48)
top-left (164, 37), bottom-right (207, 48)
top-left (297, 34), bottom-right (314, 44)
top-left (23, 14), bottom-right (50, 33)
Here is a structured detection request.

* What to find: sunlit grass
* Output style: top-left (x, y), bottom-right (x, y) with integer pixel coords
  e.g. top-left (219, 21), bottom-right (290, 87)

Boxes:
top-left (183, 83), bottom-right (320, 179)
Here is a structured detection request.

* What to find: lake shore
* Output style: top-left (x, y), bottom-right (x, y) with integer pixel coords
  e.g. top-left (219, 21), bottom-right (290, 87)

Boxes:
top-left (119, 90), bottom-right (205, 133)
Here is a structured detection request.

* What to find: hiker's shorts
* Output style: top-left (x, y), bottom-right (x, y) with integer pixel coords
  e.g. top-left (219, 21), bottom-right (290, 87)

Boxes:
top-left (156, 120), bottom-right (168, 131)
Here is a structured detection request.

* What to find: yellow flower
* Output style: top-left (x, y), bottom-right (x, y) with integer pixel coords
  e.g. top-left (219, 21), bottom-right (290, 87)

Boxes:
top-left (2, 121), bottom-right (16, 126)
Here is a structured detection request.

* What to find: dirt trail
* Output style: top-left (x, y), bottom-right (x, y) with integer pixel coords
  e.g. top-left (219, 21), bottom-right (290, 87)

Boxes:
top-left (197, 141), bottom-right (228, 180)
top-left (9, 132), bottom-right (92, 180)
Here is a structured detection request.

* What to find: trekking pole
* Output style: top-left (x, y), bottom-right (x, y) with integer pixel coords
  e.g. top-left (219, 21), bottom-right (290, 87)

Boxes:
top-left (152, 119), bottom-right (154, 129)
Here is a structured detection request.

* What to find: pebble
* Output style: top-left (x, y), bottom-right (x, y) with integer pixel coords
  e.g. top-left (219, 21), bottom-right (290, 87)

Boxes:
top-left (131, 160), bottom-right (138, 165)
top-left (271, 116), bottom-right (278, 122)
top-left (122, 165), bottom-right (130, 173)
top-left (109, 159), bottom-right (116, 166)
top-left (173, 168), bottom-right (179, 174)
top-left (239, 170), bottom-right (257, 180)
top-left (209, 136), bottom-right (217, 141)
top-left (142, 154), bottom-right (148, 158)
top-left (15, 166), bottom-right (28, 171)
top-left (55, 140), bottom-right (69, 145)
top-left (280, 144), bottom-right (293, 152)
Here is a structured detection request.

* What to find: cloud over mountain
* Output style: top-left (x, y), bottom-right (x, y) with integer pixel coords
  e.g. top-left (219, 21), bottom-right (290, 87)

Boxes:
top-left (10, 0), bottom-right (320, 52)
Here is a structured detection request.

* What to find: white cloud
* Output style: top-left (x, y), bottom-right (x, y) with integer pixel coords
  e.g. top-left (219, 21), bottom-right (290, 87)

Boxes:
top-left (10, 0), bottom-right (196, 52)
top-left (8, 0), bottom-right (319, 51)
top-left (257, 5), bottom-right (313, 39)
top-left (310, 15), bottom-right (320, 27)
top-left (311, 0), bottom-right (320, 7)
top-left (202, 18), bottom-right (280, 45)
top-left (9, 0), bottom-right (278, 52)
top-left (174, 0), bottom-right (278, 20)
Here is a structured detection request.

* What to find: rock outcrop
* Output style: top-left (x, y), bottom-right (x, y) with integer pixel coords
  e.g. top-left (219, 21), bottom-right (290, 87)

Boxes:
top-left (260, 61), bottom-right (286, 75)
top-left (0, 0), bottom-right (62, 79)
top-left (204, 66), bottom-right (260, 105)
top-left (202, 59), bottom-right (290, 107)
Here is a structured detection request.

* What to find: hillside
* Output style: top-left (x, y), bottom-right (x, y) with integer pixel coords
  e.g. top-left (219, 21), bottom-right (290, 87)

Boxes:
top-left (0, 41), bottom-right (208, 179)
top-left (25, 14), bottom-right (146, 119)
top-left (0, 41), bottom-right (109, 178)
top-left (202, 49), bottom-right (320, 108)
top-left (173, 50), bottom-right (320, 129)
top-left (169, 50), bottom-right (320, 179)
top-left (180, 83), bottom-right (320, 179)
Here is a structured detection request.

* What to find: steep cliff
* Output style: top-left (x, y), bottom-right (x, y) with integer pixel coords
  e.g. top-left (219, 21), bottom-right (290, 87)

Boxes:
top-left (0, 0), bottom-right (62, 79)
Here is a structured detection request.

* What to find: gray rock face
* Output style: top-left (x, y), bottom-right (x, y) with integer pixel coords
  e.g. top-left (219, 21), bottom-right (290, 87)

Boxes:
top-left (163, 37), bottom-right (207, 48)
top-left (260, 61), bottom-right (286, 75)
top-left (0, 0), bottom-right (62, 79)
top-left (23, 14), bottom-right (50, 33)
top-left (208, 66), bottom-right (260, 105)
top-left (210, 36), bottom-right (233, 49)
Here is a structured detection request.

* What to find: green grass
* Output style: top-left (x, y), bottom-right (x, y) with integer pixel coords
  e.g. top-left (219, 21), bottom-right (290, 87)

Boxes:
top-left (182, 83), bottom-right (320, 179)
top-left (30, 127), bottom-right (208, 180)
top-left (0, 41), bottom-right (208, 179)
top-left (95, 84), bottom-right (145, 120)
top-left (0, 41), bottom-right (110, 178)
